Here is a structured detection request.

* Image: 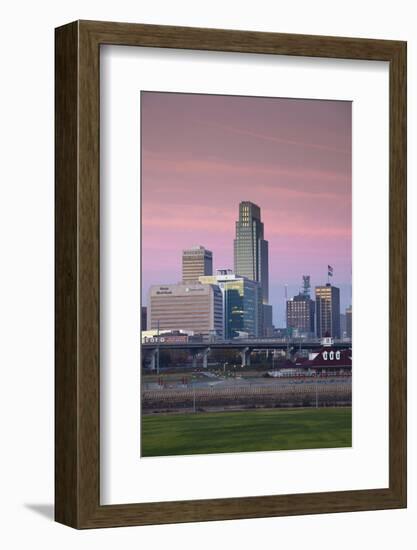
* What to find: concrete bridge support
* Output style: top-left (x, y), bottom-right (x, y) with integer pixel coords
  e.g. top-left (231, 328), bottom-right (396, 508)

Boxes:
top-left (202, 347), bottom-right (211, 369)
top-left (148, 348), bottom-right (158, 371)
top-left (190, 348), bottom-right (211, 368)
top-left (191, 350), bottom-right (199, 369)
top-left (239, 347), bottom-right (251, 367)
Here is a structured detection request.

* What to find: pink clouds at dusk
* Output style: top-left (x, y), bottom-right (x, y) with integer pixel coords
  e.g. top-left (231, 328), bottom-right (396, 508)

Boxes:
top-left (141, 92), bottom-right (352, 325)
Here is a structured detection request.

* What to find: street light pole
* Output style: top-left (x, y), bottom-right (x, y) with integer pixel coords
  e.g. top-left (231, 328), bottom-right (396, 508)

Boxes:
top-left (193, 382), bottom-right (196, 413)
top-left (156, 319), bottom-right (160, 376)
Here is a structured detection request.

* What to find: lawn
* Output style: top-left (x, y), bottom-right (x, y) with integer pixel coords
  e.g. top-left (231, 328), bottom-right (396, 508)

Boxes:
top-left (141, 407), bottom-right (352, 457)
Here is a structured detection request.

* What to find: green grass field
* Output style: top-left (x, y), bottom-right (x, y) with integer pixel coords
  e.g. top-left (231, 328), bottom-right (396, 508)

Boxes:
top-left (141, 407), bottom-right (352, 457)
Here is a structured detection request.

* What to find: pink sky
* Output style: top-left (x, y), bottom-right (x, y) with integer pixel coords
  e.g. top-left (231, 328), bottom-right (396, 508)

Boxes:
top-left (141, 92), bottom-right (352, 325)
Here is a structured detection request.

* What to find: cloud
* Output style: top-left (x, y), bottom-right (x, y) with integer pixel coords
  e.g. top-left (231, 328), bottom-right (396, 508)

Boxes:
top-left (143, 149), bottom-right (350, 181)
top-left (142, 204), bottom-right (350, 240)
top-left (198, 119), bottom-right (350, 155)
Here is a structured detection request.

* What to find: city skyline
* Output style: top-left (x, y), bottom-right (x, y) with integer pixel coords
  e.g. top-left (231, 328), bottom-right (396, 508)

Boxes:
top-left (141, 91), bottom-right (352, 325)
top-left (143, 204), bottom-right (351, 328)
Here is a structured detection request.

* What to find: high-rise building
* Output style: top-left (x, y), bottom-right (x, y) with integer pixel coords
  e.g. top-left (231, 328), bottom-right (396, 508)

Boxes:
top-left (340, 313), bottom-right (346, 338)
top-left (234, 202), bottom-right (269, 304)
top-left (286, 293), bottom-right (315, 336)
top-left (346, 305), bottom-right (352, 339)
top-left (148, 283), bottom-right (223, 338)
top-left (262, 304), bottom-right (274, 337)
top-left (199, 269), bottom-right (262, 339)
top-left (182, 246), bottom-right (213, 283)
top-left (315, 284), bottom-right (341, 338)
top-left (141, 306), bottom-right (147, 331)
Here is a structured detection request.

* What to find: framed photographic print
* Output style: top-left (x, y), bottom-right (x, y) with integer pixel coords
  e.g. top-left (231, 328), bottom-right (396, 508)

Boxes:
top-left (55, 20), bottom-right (406, 528)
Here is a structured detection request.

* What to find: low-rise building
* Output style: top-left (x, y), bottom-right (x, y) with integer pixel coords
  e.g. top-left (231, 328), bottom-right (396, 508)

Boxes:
top-left (147, 283), bottom-right (223, 338)
top-left (295, 346), bottom-right (351, 374)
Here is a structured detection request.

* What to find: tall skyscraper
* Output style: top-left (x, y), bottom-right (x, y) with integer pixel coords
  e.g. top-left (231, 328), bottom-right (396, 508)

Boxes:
top-left (315, 284), bottom-right (341, 339)
top-left (182, 246), bottom-right (213, 283)
top-left (148, 283), bottom-right (223, 338)
top-left (234, 202), bottom-right (269, 304)
top-left (346, 305), bottom-right (352, 339)
top-left (199, 270), bottom-right (262, 339)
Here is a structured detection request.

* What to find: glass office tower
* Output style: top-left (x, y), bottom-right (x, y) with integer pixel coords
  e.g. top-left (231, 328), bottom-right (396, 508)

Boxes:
top-left (233, 202), bottom-right (269, 304)
top-left (199, 270), bottom-right (262, 339)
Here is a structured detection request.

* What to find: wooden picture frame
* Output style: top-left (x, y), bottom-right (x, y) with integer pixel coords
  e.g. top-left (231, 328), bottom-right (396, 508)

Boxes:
top-left (55, 20), bottom-right (407, 529)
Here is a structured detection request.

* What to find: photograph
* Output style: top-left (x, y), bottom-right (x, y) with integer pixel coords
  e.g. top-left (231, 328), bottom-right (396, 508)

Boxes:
top-left (140, 91), bottom-right (352, 458)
